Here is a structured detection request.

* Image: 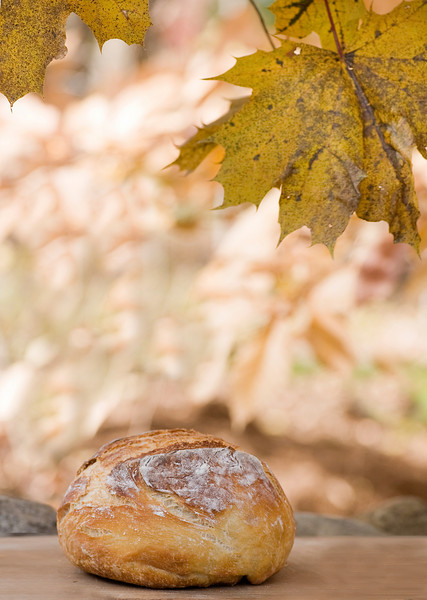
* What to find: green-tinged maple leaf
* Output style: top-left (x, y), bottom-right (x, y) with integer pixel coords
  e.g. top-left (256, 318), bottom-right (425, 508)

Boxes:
top-left (0, 0), bottom-right (151, 106)
top-left (177, 0), bottom-right (426, 250)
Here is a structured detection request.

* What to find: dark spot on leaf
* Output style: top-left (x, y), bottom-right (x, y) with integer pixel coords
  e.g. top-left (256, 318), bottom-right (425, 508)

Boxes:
top-left (374, 30), bottom-right (381, 38)
top-left (276, 58), bottom-right (284, 67)
top-left (253, 154), bottom-right (260, 161)
top-left (288, 0), bottom-right (313, 27)
top-left (308, 148), bottom-right (322, 169)
top-left (345, 52), bottom-right (355, 68)
top-left (267, 104), bottom-right (273, 110)
top-left (229, 122), bottom-right (235, 127)
top-left (295, 194), bottom-right (302, 202)
top-left (262, 68), bottom-right (268, 72)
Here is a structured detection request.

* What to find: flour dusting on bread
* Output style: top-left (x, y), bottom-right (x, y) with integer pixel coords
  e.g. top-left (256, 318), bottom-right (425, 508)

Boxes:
top-left (106, 461), bottom-right (139, 496)
top-left (140, 447), bottom-right (276, 515)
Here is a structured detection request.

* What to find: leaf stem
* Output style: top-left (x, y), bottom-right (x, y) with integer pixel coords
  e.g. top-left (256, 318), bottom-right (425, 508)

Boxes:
top-left (248, 0), bottom-right (276, 51)
top-left (323, 0), bottom-right (344, 60)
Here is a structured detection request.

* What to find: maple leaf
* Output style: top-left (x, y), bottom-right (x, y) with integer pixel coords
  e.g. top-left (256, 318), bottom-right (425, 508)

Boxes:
top-left (0, 0), bottom-right (150, 106)
top-left (176, 0), bottom-right (427, 250)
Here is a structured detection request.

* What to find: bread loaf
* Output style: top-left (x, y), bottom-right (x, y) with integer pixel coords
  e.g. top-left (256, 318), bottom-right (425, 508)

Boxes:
top-left (57, 429), bottom-right (295, 588)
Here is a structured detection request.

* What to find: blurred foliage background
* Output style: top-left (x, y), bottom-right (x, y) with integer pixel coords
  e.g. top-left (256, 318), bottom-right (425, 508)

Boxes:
top-left (0, 0), bottom-right (426, 517)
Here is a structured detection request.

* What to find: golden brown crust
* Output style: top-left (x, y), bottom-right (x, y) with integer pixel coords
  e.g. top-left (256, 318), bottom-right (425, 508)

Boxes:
top-left (57, 429), bottom-right (295, 588)
top-left (76, 429), bottom-right (234, 476)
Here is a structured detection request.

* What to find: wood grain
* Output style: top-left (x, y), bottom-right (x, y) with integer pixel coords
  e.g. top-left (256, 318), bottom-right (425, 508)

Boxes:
top-left (1, 536), bottom-right (426, 599)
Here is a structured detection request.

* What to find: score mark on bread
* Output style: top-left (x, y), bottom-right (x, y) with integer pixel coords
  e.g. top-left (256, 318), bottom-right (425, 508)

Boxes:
top-left (57, 429), bottom-right (295, 588)
top-left (108, 447), bottom-right (279, 518)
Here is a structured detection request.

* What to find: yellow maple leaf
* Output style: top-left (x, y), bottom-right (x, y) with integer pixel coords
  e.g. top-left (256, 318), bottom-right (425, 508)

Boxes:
top-left (0, 0), bottom-right (150, 106)
top-left (177, 0), bottom-right (426, 250)
top-left (73, 0), bottom-right (150, 48)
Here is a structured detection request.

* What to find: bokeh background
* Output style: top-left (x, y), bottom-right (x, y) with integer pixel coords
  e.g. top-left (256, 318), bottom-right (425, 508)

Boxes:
top-left (0, 0), bottom-right (426, 517)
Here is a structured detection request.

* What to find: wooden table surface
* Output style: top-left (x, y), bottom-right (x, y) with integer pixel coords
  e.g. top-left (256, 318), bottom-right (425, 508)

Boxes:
top-left (1, 536), bottom-right (426, 599)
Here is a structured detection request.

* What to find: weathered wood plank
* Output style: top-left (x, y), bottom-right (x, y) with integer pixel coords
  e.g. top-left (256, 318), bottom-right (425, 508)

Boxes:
top-left (1, 536), bottom-right (426, 599)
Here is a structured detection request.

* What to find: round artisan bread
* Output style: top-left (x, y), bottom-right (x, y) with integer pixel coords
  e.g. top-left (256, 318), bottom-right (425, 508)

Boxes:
top-left (57, 428), bottom-right (295, 588)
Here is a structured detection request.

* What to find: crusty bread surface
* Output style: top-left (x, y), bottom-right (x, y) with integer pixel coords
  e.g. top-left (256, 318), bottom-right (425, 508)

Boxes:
top-left (57, 428), bottom-right (295, 588)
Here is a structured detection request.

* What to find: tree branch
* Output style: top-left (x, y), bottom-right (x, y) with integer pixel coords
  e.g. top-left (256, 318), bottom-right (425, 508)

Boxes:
top-left (248, 0), bottom-right (276, 51)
